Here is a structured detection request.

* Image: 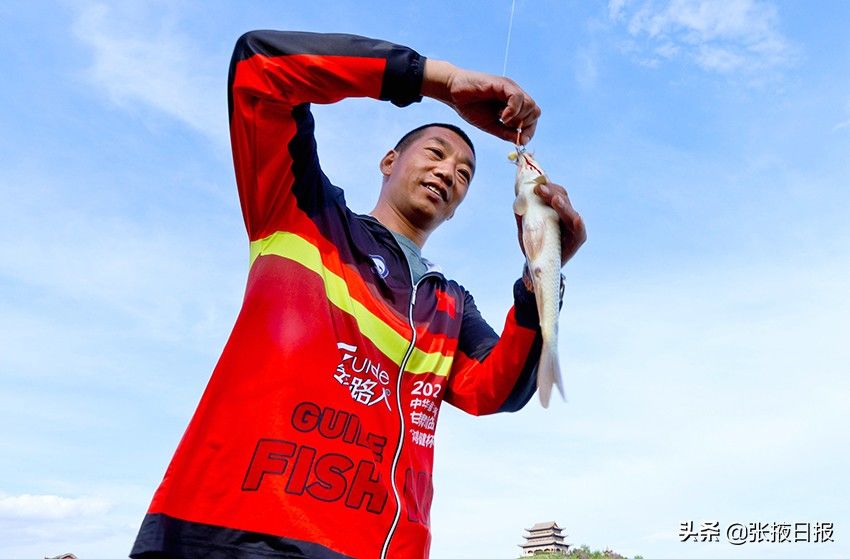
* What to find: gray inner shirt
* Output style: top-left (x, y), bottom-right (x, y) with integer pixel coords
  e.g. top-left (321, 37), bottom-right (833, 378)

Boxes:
top-left (391, 231), bottom-right (429, 284)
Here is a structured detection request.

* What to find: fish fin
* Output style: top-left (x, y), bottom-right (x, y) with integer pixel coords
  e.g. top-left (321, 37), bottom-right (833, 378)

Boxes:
top-left (554, 356), bottom-right (565, 402)
top-left (508, 151), bottom-right (519, 162)
top-left (533, 175), bottom-right (548, 185)
top-left (513, 194), bottom-right (528, 216)
top-left (539, 382), bottom-right (551, 409)
top-left (522, 222), bottom-right (544, 261)
top-left (537, 343), bottom-right (561, 408)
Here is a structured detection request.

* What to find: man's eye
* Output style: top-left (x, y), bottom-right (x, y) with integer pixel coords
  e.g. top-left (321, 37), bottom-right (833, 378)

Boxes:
top-left (458, 170), bottom-right (471, 183)
top-left (427, 147), bottom-right (443, 158)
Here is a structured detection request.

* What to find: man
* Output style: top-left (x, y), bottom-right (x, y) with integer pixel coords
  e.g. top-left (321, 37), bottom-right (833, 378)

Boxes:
top-left (131, 30), bottom-right (585, 559)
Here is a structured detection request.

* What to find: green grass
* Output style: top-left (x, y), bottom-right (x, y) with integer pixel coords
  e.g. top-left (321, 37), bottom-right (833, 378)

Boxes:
top-left (515, 545), bottom-right (645, 559)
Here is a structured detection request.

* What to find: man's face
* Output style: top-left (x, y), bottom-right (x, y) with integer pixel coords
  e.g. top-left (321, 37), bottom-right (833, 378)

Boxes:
top-left (380, 127), bottom-right (476, 233)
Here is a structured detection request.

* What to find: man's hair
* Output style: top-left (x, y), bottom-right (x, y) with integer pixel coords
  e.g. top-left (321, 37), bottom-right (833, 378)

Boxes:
top-left (393, 123), bottom-right (475, 157)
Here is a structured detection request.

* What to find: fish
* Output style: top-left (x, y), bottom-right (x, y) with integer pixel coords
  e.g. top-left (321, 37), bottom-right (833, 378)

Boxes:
top-left (509, 149), bottom-right (563, 407)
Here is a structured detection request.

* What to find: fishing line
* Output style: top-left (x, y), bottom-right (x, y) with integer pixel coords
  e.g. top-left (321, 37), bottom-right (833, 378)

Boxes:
top-left (502, 0), bottom-right (525, 147)
top-left (501, 0), bottom-right (517, 77)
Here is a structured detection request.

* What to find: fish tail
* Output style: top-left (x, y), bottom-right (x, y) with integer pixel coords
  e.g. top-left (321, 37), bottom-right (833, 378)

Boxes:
top-left (537, 338), bottom-right (562, 408)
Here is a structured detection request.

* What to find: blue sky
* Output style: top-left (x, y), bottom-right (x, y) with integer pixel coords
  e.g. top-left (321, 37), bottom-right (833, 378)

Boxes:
top-left (1, 1), bottom-right (849, 558)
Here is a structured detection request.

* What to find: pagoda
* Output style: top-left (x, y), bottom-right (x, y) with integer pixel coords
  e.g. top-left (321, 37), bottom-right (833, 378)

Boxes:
top-left (518, 521), bottom-right (571, 556)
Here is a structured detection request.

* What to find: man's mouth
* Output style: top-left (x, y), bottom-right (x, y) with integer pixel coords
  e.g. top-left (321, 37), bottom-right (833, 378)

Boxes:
top-left (422, 182), bottom-right (448, 202)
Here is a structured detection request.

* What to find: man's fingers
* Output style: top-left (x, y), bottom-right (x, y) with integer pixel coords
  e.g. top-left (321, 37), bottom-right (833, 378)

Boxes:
top-left (555, 196), bottom-right (583, 232)
top-left (500, 90), bottom-right (525, 126)
top-left (534, 181), bottom-right (585, 237)
top-left (551, 190), bottom-right (587, 262)
top-left (497, 80), bottom-right (540, 143)
top-left (533, 181), bottom-right (559, 203)
top-left (448, 71), bottom-right (539, 143)
top-left (507, 88), bottom-right (539, 143)
top-left (520, 179), bottom-right (586, 266)
top-left (492, 119), bottom-right (523, 143)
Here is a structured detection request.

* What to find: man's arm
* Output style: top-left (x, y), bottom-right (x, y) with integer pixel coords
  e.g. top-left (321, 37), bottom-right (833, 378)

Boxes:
top-left (443, 281), bottom-right (544, 415)
top-left (228, 30), bottom-right (543, 241)
top-left (228, 30), bottom-right (426, 241)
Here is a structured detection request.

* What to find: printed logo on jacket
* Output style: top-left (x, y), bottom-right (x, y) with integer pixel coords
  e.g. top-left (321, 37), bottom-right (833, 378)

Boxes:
top-left (334, 342), bottom-right (392, 411)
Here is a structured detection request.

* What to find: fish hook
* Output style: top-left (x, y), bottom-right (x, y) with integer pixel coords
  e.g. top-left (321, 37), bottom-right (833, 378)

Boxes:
top-left (507, 128), bottom-right (527, 164)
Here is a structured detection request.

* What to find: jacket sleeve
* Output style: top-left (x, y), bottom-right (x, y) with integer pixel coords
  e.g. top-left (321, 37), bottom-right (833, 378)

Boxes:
top-left (444, 280), bottom-right (542, 415)
top-left (228, 30), bottom-right (425, 241)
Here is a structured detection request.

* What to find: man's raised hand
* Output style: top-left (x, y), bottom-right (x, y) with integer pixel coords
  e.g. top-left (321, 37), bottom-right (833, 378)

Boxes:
top-left (423, 59), bottom-right (540, 145)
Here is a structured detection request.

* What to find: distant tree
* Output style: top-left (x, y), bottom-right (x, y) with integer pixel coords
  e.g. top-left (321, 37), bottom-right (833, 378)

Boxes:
top-left (516, 545), bottom-right (644, 559)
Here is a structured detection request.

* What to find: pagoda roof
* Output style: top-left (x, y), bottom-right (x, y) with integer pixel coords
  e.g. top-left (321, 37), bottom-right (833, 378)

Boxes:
top-left (528, 521), bottom-right (561, 531)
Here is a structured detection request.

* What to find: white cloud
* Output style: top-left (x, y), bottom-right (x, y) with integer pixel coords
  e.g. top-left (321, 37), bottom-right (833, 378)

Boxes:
top-left (70, 2), bottom-right (227, 143)
top-left (0, 488), bottom-right (145, 557)
top-left (0, 493), bottom-right (116, 551)
top-left (609, 0), bottom-right (631, 21)
top-left (0, 493), bottom-right (111, 520)
top-left (609, 0), bottom-right (792, 73)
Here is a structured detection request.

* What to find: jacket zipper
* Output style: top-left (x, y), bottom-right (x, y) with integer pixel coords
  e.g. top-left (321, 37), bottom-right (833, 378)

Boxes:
top-left (380, 269), bottom-right (440, 559)
top-left (357, 215), bottom-right (439, 558)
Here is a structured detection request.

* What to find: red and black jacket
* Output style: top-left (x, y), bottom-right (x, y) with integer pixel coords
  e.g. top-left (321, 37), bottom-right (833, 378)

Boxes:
top-left (131, 30), bottom-right (542, 559)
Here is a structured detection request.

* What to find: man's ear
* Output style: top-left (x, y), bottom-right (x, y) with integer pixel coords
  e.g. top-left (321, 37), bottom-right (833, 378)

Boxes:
top-left (379, 149), bottom-right (397, 177)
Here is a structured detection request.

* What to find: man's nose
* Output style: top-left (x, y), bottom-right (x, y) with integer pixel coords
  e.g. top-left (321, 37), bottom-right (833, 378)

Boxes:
top-left (433, 162), bottom-right (454, 187)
